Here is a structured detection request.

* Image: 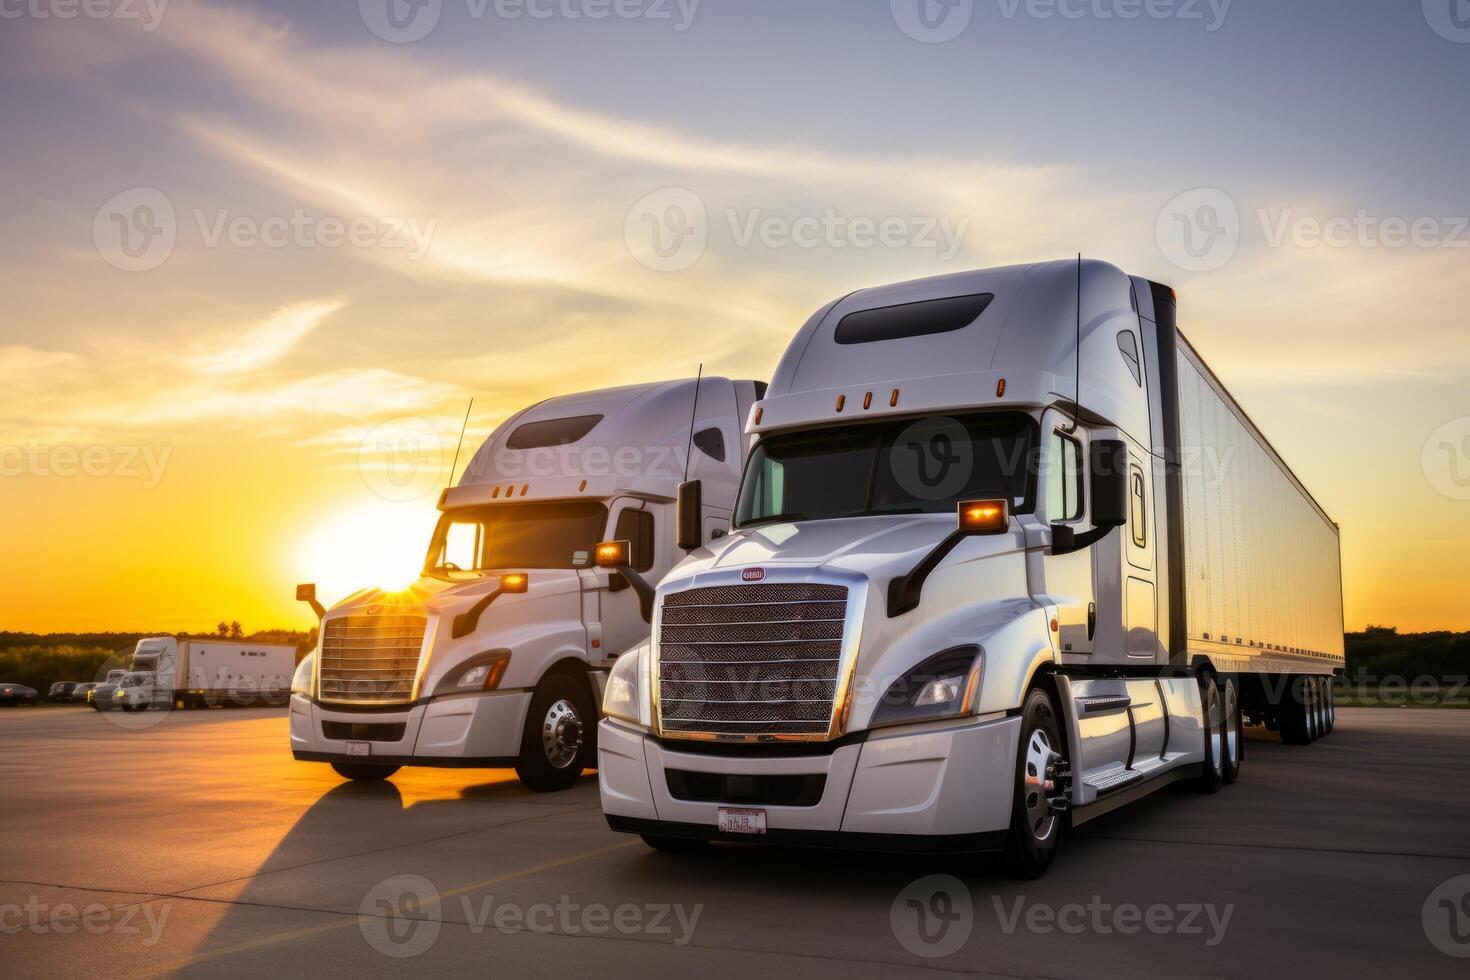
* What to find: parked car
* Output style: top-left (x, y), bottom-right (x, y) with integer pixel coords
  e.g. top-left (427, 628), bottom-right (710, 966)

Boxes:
top-left (0, 685), bottom-right (40, 707)
top-left (47, 681), bottom-right (81, 703)
top-left (71, 683), bottom-right (99, 703)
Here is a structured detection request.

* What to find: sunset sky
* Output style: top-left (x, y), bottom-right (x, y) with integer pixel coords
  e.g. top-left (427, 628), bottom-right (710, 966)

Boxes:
top-left (1, 0), bottom-right (1466, 633)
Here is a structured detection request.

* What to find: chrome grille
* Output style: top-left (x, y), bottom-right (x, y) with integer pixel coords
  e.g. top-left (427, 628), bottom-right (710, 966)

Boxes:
top-left (318, 613), bottom-right (426, 705)
top-left (657, 582), bottom-right (848, 738)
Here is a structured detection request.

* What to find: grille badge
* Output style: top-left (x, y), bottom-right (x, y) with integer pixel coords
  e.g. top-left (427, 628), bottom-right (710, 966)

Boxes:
top-left (741, 568), bottom-right (766, 582)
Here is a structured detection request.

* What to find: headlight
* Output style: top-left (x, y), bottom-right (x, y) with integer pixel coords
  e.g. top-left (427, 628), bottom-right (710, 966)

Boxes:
top-left (429, 651), bottom-right (512, 698)
top-left (602, 644), bottom-right (648, 727)
top-left (290, 655), bottom-right (315, 697)
top-left (869, 646), bottom-right (983, 730)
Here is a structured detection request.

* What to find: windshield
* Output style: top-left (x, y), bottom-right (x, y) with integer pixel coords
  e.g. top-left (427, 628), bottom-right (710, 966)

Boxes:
top-left (424, 501), bottom-right (610, 579)
top-left (735, 412), bottom-right (1037, 528)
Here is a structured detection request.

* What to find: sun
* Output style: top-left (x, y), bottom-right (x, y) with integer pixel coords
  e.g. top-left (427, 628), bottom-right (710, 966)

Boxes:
top-left (296, 500), bottom-right (440, 606)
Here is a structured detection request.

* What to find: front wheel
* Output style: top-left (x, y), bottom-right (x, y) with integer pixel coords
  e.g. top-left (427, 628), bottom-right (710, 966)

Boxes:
top-left (515, 672), bottom-right (596, 793)
top-left (1221, 674), bottom-right (1243, 785)
top-left (331, 762), bottom-right (400, 781)
top-left (999, 687), bottom-right (1067, 879)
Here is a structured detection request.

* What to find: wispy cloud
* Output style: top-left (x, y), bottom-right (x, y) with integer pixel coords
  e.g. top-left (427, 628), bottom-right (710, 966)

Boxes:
top-left (190, 298), bottom-right (345, 375)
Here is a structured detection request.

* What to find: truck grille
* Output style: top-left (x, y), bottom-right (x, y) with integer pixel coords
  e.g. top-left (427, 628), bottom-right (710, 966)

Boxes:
top-left (318, 613), bottom-right (426, 705)
top-left (657, 582), bottom-right (849, 739)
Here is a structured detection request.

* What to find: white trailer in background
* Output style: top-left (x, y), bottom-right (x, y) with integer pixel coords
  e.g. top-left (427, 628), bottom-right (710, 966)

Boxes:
top-left (598, 260), bottom-right (1344, 876)
top-left (289, 378), bottom-right (764, 791)
top-left (107, 638), bottom-right (295, 711)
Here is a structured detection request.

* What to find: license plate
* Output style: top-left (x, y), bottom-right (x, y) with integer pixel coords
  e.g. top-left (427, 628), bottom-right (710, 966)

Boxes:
top-left (345, 741), bottom-right (371, 757)
top-left (717, 807), bottom-right (766, 835)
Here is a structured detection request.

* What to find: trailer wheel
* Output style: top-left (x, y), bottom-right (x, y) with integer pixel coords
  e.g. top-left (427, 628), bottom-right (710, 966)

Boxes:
top-left (1195, 673), bottom-right (1225, 793)
top-left (1279, 676), bottom-right (1312, 745)
top-left (999, 687), bottom-right (1066, 879)
top-left (640, 834), bottom-right (709, 853)
top-left (1221, 675), bottom-right (1243, 785)
top-left (1324, 679), bottom-right (1336, 734)
top-left (330, 762), bottom-right (399, 781)
top-left (514, 672), bottom-right (595, 793)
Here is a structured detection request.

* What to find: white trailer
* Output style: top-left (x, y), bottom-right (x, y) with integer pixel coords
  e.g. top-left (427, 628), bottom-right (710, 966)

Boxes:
top-left (289, 377), bottom-right (764, 790)
top-left (597, 260), bottom-right (1344, 876)
top-left (108, 638), bottom-right (295, 711)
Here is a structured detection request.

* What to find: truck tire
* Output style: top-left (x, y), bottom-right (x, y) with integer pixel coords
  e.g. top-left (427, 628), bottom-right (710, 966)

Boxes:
top-left (515, 672), bottom-right (595, 793)
top-left (1195, 673), bottom-right (1224, 793)
top-left (1279, 676), bottom-right (1312, 745)
top-left (999, 687), bottom-right (1066, 879)
top-left (330, 762), bottom-right (399, 781)
top-left (1324, 679), bottom-right (1336, 734)
top-left (640, 834), bottom-right (709, 853)
top-left (1221, 674), bottom-right (1243, 785)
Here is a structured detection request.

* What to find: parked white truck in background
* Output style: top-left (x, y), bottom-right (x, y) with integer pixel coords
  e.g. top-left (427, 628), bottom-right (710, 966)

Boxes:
top-left (289, 377), bottom-right (765, 790)
top-left (598, 260), bottom-right (1344, 876)
top-left (104, 638), bottom-right (294, 711)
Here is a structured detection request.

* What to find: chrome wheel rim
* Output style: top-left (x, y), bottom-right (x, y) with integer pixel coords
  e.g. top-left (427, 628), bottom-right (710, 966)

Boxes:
top-left (1023, 727), bottom-right (1059, 842)
top-left (541, 698), bottom-right (583, 769)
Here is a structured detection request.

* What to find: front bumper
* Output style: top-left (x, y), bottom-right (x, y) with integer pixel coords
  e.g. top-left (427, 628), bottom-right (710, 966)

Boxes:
top-left (598, 713), bottom-right (1021, 849)
top-left (289, 691), bottom-right (532, 767)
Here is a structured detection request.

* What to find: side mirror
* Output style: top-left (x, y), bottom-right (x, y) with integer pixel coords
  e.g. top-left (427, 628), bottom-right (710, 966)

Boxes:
top-left (594, 540), bottom-right (655, 623)
top-left (1050, 438), bottom-right (1129, 555)
top-left (1089, 439), bottom-right (1129, 528)
top-left (296, 583), bottom-right (324, 621)
top-left (888, 499), bottom-right (1010, 617)
top-left (451, 572), bottom-right (529, 639)
top-left (676, 480), bottom-right (702, 551)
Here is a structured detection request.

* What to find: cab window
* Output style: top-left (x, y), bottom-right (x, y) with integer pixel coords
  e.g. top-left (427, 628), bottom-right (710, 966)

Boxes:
top-left (1047, 431), bottom-right (1083, 522)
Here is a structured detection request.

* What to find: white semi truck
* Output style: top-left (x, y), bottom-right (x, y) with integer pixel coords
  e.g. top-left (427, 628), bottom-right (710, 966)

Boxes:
top-left (597, 260), bottom-right (1344, 876)
top-left (289, 378), bottom-right (764, 790)
top-left (104, 637), bottom-right (295, 711)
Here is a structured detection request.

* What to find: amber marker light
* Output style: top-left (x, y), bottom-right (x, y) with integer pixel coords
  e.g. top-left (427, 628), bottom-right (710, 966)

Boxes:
top-left (958, 499), bottom-right (1009, 534)
top-left (996, 378), bottom-right (1007, 397)
top-left (499, 572), bottom-right (529, 593)
top-left (594, 540), bottom-right (630, 568)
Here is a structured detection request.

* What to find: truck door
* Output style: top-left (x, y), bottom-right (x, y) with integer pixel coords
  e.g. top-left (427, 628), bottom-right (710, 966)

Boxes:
top-left (595, 497), bottom-right (665, 660)
top-left (1037, 410), bottom-right (1095, 656)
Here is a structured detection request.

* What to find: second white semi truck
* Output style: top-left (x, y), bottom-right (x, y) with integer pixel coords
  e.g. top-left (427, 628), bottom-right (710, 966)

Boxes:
top-left (103, 637), bottom-right (295, 711)
top-left (597, 260), bottom-right (1344, 876)
top-left (289, 378), bottom-right (764, 790)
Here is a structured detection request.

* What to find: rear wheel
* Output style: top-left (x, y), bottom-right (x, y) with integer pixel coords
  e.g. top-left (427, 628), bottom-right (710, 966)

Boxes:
top-left (1221, 674), bottom-right (1243, 785)
top-left (640, 834), bottom-right (710, 853)
top-left (1196, 673), bottom-right (1225, 793)
top-left (1279, 675), bottom-right (1313, 745)
top-left (1324, 678), bottom-right (1336, 734)
top-left (330, 762), bottom-right (399, 781)
top-left (999, 687), bottom-right (1066, 878)
top-left (515, 672), bottom-right (595, 793)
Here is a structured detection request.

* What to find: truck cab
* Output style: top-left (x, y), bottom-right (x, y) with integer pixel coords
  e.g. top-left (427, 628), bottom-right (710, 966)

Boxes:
top-left (598, 261), bottom-right (1343, 875)
top-left (290, 377), bottom-right (764, 790)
